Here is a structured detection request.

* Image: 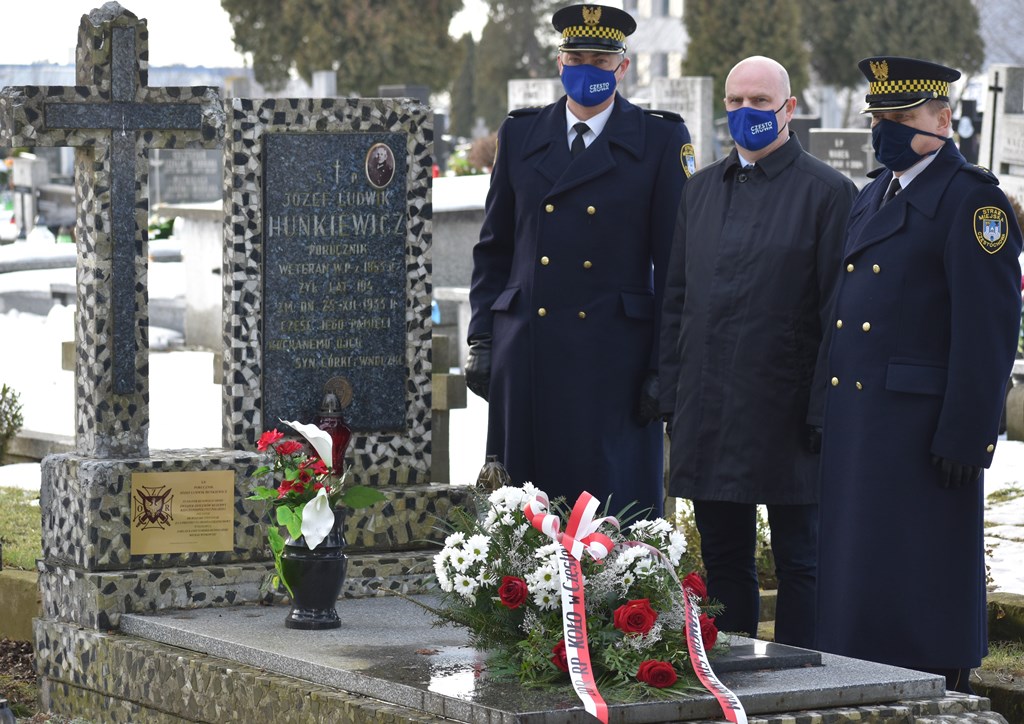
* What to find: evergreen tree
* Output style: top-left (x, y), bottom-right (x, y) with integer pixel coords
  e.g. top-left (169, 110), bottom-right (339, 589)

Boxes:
top-left (682, 0), bottom-right (808, 115)
top-left (474, 0), bottom-right (559, 131)
top-left (221, 0), bottom-right (461, 96)
top-left (450, 35), bottom-right (477, 138)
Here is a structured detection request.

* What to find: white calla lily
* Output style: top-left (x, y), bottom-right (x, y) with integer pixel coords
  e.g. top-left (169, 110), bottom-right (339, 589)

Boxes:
top-left (301, 487), bottom-right (335, 550)
top-left (281, 418), bottom-right (335, 469)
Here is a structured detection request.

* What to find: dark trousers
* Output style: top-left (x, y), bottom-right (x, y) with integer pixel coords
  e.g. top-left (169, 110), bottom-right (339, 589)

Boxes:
top-left (693, 500), bottom-right (818, 648)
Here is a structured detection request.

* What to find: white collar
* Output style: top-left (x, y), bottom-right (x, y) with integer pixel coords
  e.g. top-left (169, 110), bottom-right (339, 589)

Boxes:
top-left (565, 102), bottom-right (614, 147)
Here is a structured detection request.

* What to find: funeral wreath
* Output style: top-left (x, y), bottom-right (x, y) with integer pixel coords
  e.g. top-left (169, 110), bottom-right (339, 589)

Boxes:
top-left (248, 419), bottom-right (384, 595)
top-left (425, 483), bottom-right (725, 700)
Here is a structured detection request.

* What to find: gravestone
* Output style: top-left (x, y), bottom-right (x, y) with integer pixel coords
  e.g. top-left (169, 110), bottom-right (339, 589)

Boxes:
top-left (507, 78), bottom-right (564, 110)
top-left (788, 115), bottom-right (821, 155)
top-left (222, 97), bottom-right (433, 486)
top-left (649, 76), bottom-right (714, 168)
top-left (978, 64), bottom-right (1024, 203)
top-left (150, 147), bottom-right (222, 205)
top-left (809, 128), bottom-right (874, 188)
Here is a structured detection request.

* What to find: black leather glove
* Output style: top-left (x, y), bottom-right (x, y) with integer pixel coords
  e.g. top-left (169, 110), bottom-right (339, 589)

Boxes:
top-left (465, 335), bottom-right (492, 401)
top-left (931, 454), bottom-right (982, 488)
top-left (802, 425), bottom-right (822, 454)
top-left (635, 372), bottom-right (660, 426)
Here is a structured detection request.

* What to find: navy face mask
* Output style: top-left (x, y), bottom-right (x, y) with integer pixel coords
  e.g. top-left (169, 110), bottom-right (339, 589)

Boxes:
top-left (871, 118), bottom-right (948, 172)
top-left (561, 62), bottom-right (619, 107)
top-left (727, 101), bottom-right (787, 151)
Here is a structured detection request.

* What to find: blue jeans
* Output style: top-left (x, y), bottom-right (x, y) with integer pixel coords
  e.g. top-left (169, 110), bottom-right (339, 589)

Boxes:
top-left (693, 500), bottom-right (818, 648)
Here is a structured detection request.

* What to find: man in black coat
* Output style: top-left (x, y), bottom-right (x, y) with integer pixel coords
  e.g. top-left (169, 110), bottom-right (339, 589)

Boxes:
top-left (659, 56), bottom-right (856, 647)
top-left (466, 4), bottom-right (692, 516)
top-left (816, 57), bottom-right (1023, 693)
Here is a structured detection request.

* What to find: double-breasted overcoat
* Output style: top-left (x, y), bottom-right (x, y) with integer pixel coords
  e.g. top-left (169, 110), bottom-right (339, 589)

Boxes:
top-left (468, 95), bottom-right (690, 515)
top-left (816, 141), bottom-right (1023, 669)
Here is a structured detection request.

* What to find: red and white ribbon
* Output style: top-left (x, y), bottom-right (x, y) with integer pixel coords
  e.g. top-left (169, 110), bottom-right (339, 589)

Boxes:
top-left (682, 584), bottom-right (747, 724)
top-left (524, 491), bottom-right (618, 723)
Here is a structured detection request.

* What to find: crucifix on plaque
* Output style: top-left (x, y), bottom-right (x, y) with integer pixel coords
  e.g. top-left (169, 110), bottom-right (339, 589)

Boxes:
top-left (0, 3), bottom-right (223, 457)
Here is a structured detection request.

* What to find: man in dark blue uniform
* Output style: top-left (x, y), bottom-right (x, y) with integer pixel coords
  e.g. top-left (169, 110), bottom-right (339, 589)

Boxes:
top-left (465, 4), bottom-right (692, 516)
top-left (817, 57), bottom-right (1023, 693)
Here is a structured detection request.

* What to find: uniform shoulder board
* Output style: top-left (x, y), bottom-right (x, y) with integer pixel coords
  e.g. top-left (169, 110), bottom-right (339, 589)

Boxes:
top-left (963, 162), bottom-right (999, 184)
top-left (644, 108), bottom-right (684, 123)
top-left (508, 107), bottom-right (543, 118)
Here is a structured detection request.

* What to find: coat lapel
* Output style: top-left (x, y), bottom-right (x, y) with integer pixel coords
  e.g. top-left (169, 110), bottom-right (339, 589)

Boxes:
top-left (526, 95), bottom-right (646, 199)
top-left (845, 142), bottom-right (964, 259)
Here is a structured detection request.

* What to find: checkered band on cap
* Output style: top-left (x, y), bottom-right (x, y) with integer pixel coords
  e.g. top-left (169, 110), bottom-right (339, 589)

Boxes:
top-left (561, 24), bottom-right (626, 43)
top-left (868, 78), bottom-right (949, 97)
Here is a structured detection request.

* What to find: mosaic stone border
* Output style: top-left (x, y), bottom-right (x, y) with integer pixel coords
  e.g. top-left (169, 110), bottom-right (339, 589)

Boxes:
top-left (40, 449), bottom-right (468, 573)
top-left (222, 97), bottom-right (432, 485)
top-left (36, 620), bottom-right (454, 724)
top-left (0, 4), bottom-right (224, 458)
top-left (37, 550), bottom-right (439, 630)
top-left (35, 619), bottom-right (1007, 724)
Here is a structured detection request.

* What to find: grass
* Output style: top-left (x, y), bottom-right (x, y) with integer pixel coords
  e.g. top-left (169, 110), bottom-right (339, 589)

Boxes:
top-left (988, 484), bottom-right (1024, 505)
top-left (0, 487), bottom-right (41, 570)
top-left (981, 641), bottom-right (1024, 676)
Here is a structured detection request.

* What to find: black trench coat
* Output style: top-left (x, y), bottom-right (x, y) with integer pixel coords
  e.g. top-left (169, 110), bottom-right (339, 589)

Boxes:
top-left (660, 135), bottom-right (855, 504)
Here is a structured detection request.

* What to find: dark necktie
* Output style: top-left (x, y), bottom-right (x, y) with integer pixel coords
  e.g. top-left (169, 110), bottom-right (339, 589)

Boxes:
top-left (571, 122), bottom-right (590, 159)
top-left (882, 177), bottom-right (901, 204)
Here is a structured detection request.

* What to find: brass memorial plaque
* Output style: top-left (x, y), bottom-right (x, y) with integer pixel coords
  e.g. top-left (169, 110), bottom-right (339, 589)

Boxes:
top-left (130, 470), bottom-right (235, 555)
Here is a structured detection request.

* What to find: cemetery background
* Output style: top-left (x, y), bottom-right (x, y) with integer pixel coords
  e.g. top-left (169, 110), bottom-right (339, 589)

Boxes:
top-left (0, 2), bottom-right (1022, 722)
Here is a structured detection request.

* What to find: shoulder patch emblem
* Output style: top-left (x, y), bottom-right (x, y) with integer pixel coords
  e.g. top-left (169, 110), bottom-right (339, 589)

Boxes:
top-left (680, 143), bottom-right (697, 178)
top-left (974, 206), bottom-right (1009, 254)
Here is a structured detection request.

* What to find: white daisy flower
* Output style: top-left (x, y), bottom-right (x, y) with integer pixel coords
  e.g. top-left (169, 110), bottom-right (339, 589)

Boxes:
top-left (533, 589), bottom-right (558, 610)
top-left (444, 531), bottom-right (466, 547)
top-left (465, 534), bottom-right (490, 562)
top-left (667, 531), bottom-right (687, 565)
top-left (454, 574), bottom-right (478, 600)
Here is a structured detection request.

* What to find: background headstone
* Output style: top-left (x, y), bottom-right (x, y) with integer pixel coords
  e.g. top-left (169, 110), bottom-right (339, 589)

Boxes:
top-left (150, 148), bottom-right (222, 205)
top-left (649, 76), bottom-right (714, 169)
top-left (507, 78), bottom-right (564, 111)
top-left (978, 64), bottom-right (1024, 203)
top-left (809, 129), bottom-right (874, 188)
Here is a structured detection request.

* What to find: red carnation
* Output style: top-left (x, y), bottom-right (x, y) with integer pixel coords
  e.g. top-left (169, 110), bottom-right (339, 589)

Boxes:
top-left (613, 598), bottom-right (658, 635)
top-left (276, 480), bottom-right (293, 498)
top-left (305, 458), bottom-right (329, 475)
top-left (257, 429), bottom-right (284, 451)
top-left (550, 640), bottom-right (569, 672)
top-left (700, 614), bottom-right (719, 650)
top-left (636, 660), bottom-right (677, 688)
top-left (275, 440), bottom-right (303, 456)
top-left (497, 576), bottom-right (529, 609)
top-left (682, 572), bottom-right (707, 600)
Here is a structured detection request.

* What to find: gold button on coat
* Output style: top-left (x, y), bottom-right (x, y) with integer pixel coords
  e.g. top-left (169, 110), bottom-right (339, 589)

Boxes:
top-left (862, 322), bottom-right (871, 332)
top-left (856, 381), bottom-right (863, 390)
top-left (583, 260), bottom-right (592, 269)
top-left (836, 319), bottom-right (843, 329)
top-left (831, 377), bottom-right (839, 387)
top-left (545, 204), bottom-right (554, 213)
top-left (846, 263), bottom-right (855, 272)
top-left (540, 256), bottom-right (550, 265)
top-left (538, 308), bottom-right (547, 317)
top-left (987, 444), bottom-right (995, 453)
top-left (587, 206), bottom-right (596, 215)
top-left (578, 311), bottom-right (586, 319)
top-left (873, 264), bottom-right (881, 274)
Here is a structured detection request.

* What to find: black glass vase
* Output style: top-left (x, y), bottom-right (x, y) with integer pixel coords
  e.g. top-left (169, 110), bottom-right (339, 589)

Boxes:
top-left (280, 508), bottom-right (348, 630)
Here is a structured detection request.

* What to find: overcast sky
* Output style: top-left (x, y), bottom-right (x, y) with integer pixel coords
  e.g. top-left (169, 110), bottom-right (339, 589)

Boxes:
top-left (0, 0), bottom-right (488, 68)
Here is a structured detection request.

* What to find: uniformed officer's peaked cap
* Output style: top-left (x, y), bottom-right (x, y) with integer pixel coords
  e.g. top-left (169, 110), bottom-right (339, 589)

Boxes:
top-left (858, 56), bottom-right (961, 113)
top-left (553, 4), bottom-right (636, 53)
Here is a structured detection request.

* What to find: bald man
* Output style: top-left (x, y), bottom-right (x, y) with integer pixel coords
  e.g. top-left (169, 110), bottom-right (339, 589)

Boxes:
top-left (660, 56), bottom-right (856, 646)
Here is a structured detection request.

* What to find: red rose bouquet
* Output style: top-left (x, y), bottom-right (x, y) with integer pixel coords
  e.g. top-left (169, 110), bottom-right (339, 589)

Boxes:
top-left (425, 484), bottom-right (724, 700)
top-left (247, 419), bottom-right (384, 595)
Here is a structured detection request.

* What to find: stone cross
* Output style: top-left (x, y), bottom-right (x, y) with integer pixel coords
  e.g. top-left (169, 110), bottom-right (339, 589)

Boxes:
top-left (0, 2), bottom-right (223, 457)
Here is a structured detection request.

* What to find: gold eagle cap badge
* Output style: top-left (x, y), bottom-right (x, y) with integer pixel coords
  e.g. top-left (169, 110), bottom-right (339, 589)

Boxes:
top-left (582, 6), bottom-right (602, 25)
top-left (869, 60), bottom-right (889, 82)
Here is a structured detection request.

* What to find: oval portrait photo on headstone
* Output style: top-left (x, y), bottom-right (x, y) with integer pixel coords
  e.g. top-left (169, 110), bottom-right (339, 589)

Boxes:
top-left (365, 143), bottom-right (396, 189)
